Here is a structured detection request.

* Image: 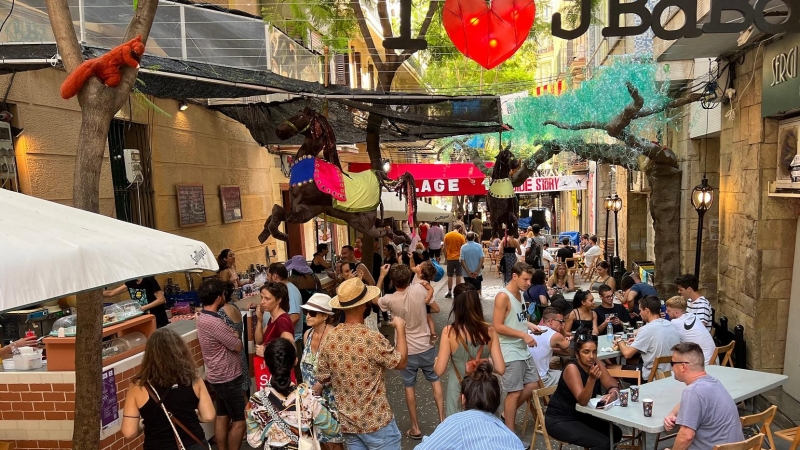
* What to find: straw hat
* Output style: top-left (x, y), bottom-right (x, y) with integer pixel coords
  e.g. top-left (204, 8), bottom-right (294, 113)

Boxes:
top-left (301, 293), bottom-right (335, 315)
top-left (330, 277), bottom-right (381, 310)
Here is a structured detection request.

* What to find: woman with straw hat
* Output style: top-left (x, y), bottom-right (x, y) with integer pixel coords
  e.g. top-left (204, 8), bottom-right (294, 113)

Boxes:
top-left (317, 277), bottom-right (409, 449)
top-left (300, 293), bottom-right (344, 447)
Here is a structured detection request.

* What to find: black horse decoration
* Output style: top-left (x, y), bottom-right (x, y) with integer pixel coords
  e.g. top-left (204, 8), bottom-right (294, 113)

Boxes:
top-left (258, 108), bottom-right (417, 245)
top-left (487, 146), bottom-right (520, 237)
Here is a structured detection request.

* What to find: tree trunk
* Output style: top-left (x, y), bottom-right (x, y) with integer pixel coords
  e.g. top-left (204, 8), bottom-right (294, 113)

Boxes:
top-left (646, 164), bottom-right (682, 297)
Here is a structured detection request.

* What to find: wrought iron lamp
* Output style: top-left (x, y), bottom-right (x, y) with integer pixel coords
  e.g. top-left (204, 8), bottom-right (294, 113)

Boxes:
top-left (691, 175), bottom-right (714, 279)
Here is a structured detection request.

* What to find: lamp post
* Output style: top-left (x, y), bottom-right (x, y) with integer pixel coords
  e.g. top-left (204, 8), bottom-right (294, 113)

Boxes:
top-left (691, 175), bottom-right (714, 280)
top-left (603, 195), bottom-right (613, 262)
top-left (611, 194), bottom-right (622, 258)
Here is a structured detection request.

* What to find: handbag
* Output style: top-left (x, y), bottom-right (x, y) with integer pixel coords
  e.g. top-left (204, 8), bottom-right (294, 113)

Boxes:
top-left (259, 386), bottom-right (320, 450)
top-left (450, 333), bottom-right (490, 382)
top-left (145, 383), bottom-right (211, 450)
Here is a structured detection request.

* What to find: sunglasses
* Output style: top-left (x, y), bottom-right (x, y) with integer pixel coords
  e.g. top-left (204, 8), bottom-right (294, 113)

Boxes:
top-left (550, 319), bottom-right (566, 324)
top-left (670, 360), bottom-right (689, 366)
top-left (575, 334), bottom-right (599, 343)
top-left (306, 310), bottom-right (319, 318)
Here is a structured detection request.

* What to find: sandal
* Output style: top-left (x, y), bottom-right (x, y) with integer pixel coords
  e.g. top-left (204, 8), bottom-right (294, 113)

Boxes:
top-left (407, 429), bottom-right (423, 440)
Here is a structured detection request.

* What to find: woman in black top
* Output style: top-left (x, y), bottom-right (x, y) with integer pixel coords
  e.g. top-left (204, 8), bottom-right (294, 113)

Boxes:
top-left (122, 328), bottom-right (215, 450)
top-left (382, 244), bottom-right (400, 294)
top-left (565, 290), bottom-right (599, 335)
top-left (545, 336), bottom-right (622, 450)
top-left (310, 243), bottom-right (332, 273)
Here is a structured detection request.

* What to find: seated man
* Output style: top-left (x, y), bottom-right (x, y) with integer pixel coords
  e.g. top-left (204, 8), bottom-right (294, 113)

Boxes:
top-left (611, 296), bottom-right (681, 381)
top-left (595, 284), bottom-right (630, 335)
top-left (664, 343), bottom-right (744, 449)
top-left (555, 237), bottom-right (576, 267)
top-left (665, 296), bottom-right (716, 365)
top-left (528, 307), bottom-right (571, 387)
top-left (581, 235), bottom-right (602, 269)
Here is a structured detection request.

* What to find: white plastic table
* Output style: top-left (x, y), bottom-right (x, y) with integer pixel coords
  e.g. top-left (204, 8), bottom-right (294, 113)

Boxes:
top-left (575, 365), bottom-right (788, 449)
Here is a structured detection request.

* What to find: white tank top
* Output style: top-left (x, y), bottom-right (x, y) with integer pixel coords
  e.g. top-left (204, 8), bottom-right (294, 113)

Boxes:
top-left (497, 288), bottom-right (530, 362)
top-left (528, 327), bottom-right (557, 378)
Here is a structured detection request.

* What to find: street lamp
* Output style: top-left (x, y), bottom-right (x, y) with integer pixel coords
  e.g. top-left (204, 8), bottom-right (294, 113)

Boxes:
top-left (691, 175), bottom-right (714, 280)
top-left (611, 194), bottom-right (623, 258)
top-left (603, 195), bottom-right (613, 262)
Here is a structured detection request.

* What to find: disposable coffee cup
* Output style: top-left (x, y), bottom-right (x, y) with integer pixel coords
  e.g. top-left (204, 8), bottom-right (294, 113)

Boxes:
top-left (642, 398), bottom-right (653, 417)
top-left (614, 333), bottom-right (623, 340)
top-left (630, 385), bottom-right (640, 402)
top-left (619, 390), bottom-right (629, 407)
top-left (636, 321), bottom-right (643, 328)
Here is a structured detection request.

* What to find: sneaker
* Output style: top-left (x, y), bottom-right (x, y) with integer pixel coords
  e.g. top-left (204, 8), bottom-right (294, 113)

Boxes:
top-left (444, 292), bottom-right (452, 299)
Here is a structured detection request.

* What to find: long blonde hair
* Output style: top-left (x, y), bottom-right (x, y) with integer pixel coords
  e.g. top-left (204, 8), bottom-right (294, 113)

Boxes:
top-left (549, 263), bottom-right (569, 286)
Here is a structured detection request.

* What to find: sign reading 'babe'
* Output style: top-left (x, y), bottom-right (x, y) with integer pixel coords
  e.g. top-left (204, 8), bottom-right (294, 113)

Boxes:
top-left (552, 0), bottom-right (800, 41)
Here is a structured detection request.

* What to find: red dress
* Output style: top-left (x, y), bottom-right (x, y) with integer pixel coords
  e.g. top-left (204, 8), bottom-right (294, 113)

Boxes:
top-left (420, 223), bottom-right (430, 248)
top-left (254, 312), bottom-right (296, 389)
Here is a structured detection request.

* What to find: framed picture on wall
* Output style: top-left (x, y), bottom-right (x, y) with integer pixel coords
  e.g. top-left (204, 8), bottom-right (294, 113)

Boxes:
top-left (220, 185), bottom-right (243, 223)
top-left (176, 184), bottom-right (207, 227)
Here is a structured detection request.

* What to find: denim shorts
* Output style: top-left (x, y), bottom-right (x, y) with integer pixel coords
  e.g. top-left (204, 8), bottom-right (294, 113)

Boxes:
top-left (401, 347), bottom-right (439, 387)
top-left (209, 375), bottom-right (245, 421)
top-left (344, 419), bottom-right (401, 450)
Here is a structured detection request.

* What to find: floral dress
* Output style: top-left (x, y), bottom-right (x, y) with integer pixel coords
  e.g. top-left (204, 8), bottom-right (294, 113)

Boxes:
top-left (300, 329), bottom-right (344, 443)
top-left (246, 383), bottom-right (339, 449)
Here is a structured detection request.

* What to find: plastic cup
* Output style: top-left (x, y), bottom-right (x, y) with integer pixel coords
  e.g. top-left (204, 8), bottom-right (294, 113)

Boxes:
top-left (619, 390), bottom-right (629, 407)
top-left (642, 398), bottom-right (653, 417)
top-left (630, 385), bottom-right (640, 402)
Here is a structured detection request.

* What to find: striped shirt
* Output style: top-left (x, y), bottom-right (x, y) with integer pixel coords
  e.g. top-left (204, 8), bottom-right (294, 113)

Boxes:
top-left (196, 310), bottom-right (242, 384)
top-left (415, 410), bottom-right (524, 450)
top-left (688, 296), bottom-right (712, 331)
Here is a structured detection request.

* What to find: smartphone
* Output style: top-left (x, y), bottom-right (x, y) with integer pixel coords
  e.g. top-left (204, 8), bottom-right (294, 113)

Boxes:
top-left (595, 400), bottom-right (607, 408)
top-left (386, 310), bottom-right (393, 322)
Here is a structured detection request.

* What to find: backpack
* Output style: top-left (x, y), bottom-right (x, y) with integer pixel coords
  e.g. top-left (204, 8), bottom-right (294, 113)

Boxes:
top-left (525, 239), bottom-right (543, 270)
top-left (431, 259), bottom-right (445, 282)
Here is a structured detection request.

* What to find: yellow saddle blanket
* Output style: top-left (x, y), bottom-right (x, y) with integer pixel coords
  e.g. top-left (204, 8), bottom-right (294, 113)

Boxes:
top-left (333, 170), bottom-right (381, 213)
top-left (489, 178), bottom-right (515, 199)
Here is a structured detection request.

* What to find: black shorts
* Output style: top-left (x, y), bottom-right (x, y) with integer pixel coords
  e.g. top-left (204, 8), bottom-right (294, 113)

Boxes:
top-left (209, 375), bottom-right (246, 421)
top-left (465, 275), bottom-right (483, 290)
top-left (430, 248), bottom-right (442, 258)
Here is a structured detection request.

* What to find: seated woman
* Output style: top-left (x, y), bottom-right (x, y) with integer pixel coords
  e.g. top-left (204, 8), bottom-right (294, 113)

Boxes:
top-left (547, 263), bottom-right (575, 292)
top-left (246, 339), bottom-right (339, 449)
top-left (310, 243), bottom-right (332, 273)
top-left (416, 362), bottom-right (523, 449)
top-left (590, 261), bottom-right (616, 292)
top-left (523, 269), bottom-right (551, 323)
top-left (545, 335), bottom-right (622, 450)
top-left (565, 290), bottom-right (599, 335)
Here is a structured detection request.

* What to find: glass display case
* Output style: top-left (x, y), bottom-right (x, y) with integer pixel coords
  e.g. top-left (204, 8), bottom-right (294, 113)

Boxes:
top-left (50, 314), bottom-right (78, 336)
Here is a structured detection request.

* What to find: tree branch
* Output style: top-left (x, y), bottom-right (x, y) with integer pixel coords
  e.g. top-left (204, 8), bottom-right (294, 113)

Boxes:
top-left (607, 82), bottom-right (645, 135)
top-left (350, 0), bottom-right (386, 69)
top-left (544, 120), bottom-right (606, 131)
top-left (376, 0), bottom-right (394, 39)
top-left (459, 144), bottom-right (493, 176)
top-left (401, 0), bottom-right (440, 57)
top-left (632, 93), bottom-right (705, 119)
top-left (44, 0), bottom-right (84, 71)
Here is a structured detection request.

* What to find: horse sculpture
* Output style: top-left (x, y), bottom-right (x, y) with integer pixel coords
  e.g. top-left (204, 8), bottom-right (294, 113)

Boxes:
top-left (258, 108), bottom-right (417, 245)
top-left (487, 146), bottom-right (520, 237)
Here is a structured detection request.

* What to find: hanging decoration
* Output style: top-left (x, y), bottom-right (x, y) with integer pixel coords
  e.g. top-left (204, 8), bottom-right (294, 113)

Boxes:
top-left (442, 0), bottom-right (536, 70)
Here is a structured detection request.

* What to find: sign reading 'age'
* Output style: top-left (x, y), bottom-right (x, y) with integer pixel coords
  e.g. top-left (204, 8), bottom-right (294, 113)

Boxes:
top-left (552, 0), bottom-right (800, 41)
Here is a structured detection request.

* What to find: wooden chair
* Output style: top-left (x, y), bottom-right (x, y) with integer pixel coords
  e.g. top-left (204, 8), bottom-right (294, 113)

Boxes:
top-left (527, 385), bottom-right (571, 450)
top-left (740, 405), bottom-right (777, 449)
top-left (655, 370), bottom-right (673, 380)
top-left (773, 413), bottom-right (800, 450)
top-left (710, 341), bottom-right (736, 367)
top-left (712, 434), bottom-right (765, 450)
top-left (565, 257), bottom-right (580, 278)
top-left (607, 368), bottom-right (644, 450)
top-left (647, 355), bottom-right (674, 382)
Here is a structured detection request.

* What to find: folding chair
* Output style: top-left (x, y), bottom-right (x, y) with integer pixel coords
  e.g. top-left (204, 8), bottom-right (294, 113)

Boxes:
top-left (711, 341), bottom-right (736, 367)
top-left (647, 355), bottom-right (674, 382)
top-left (775, 423), bottom-right (800, 450)
top-left (528, 385), bottom-right (572, 450)
top-left (712, 434), bottom-right (765, 450)
top-left (740, 405), bottom-right (777, 450)
top-left (608, 368), bottom-right (644, 450)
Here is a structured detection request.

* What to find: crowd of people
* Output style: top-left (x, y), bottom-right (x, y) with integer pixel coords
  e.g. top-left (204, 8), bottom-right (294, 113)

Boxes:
top-left (118, 218), bottom-right (750, 450)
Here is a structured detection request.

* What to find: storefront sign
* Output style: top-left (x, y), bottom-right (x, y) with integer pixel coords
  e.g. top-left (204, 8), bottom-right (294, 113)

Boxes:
top-left (553, 0), bottom-right (800, 41)
top-left (763, 34), bottom-right (800, 117)
top-left (514, 175), bottom-right (589, 194)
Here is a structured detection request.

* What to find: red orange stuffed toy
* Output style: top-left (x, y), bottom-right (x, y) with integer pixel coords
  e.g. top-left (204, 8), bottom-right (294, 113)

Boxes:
top-left (60, 35), bottom-right (146, 99)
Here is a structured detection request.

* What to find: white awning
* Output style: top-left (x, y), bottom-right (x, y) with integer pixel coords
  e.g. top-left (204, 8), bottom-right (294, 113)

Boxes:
top-left (0, 190), bottom-right (218, 312)
top-left (380, 192), bottom-right (454, 223)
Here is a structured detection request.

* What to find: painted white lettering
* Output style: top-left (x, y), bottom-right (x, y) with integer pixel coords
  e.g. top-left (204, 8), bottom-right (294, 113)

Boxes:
top-left (434, 179), bottom-right (445, 192)
top-left (448, 179), bottom-right (459, 192)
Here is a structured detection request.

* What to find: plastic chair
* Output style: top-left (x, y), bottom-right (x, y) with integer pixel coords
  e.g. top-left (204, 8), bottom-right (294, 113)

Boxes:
top-left (712, 434), bottom-right (765, 450)
top-left (740, 405), bottom-right (777, 449)
top-left (711, 341), bottom-right (736, 367)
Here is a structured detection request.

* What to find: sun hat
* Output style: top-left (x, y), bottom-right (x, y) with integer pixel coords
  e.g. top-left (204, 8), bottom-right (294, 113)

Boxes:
top-left (285, 255), bottom-right (313, 275)
top-left (330, 277), bottom-right (382, 310)
top-left (301, 293), bottom-right (335, 315)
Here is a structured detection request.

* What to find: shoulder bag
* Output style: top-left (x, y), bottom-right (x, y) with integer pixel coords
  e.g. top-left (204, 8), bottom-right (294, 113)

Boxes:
top-left (450, 332), bottom-right (489, 382)
top-left (144, 383), bottom-right (211, 450)
top-left (258, 386), bottom-right (320, 450)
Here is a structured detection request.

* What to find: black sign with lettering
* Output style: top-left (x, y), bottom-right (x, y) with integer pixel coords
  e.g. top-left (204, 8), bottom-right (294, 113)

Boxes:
top-left (176, 184), bottom-right (207, 227)
top-left (552, 0), bottom-right (800, 40)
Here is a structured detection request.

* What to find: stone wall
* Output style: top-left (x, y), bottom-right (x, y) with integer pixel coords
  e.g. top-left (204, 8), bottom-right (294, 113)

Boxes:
top-left (712, 46), bottom-right (800, 371)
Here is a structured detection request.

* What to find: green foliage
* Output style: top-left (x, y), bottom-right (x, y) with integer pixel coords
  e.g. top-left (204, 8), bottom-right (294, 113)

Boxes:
top-left (261, 0), bottom-right (357, 53)
top-left (559, 0), bottom-right (604, 28)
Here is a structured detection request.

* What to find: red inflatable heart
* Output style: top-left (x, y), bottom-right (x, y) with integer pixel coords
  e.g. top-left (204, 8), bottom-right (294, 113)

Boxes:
top-left (443, 0), bottom-right (535, 70)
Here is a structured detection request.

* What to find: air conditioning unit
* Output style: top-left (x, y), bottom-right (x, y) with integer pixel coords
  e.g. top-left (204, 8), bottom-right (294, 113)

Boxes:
top-left (630, 170), bottom-right (650, 193)
top-left (774, 117), bottom-right (800, 191)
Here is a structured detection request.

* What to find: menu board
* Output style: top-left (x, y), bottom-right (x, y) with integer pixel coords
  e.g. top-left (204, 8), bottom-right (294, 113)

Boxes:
top-left (176, 184), bottom-right (207, 227)
top-left (100, 368), bottom-right (119, 436)
top-left (220, 185), bottom-right (243, 223)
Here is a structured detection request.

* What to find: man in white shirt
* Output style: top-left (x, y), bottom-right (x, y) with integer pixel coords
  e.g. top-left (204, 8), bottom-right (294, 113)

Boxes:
top-left (426, 222), bottom-right (444, 262)
top-left (528, 307), bottom-right (571, 387)
top-left (665, 296), bottom-right (716, 365)
top-left (675, 273), bottom-right (712, 331)
top-left (581, 235), bottom-right (602, 269)
top-left (541, 243), bottom-right (554, 274)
